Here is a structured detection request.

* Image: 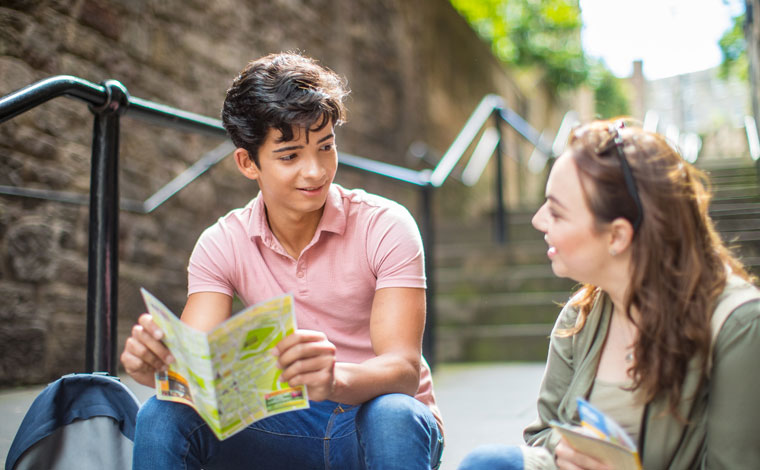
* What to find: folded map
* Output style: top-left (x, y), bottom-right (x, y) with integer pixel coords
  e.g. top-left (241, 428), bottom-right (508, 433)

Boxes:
top-left (141, 288), bottom-right (309, 440)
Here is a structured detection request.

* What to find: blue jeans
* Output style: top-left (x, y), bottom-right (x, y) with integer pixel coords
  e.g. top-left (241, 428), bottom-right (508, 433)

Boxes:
top-left (133, 393), bottom-right (443, 469)
top-left (458, 444), bottom-right (523, 470)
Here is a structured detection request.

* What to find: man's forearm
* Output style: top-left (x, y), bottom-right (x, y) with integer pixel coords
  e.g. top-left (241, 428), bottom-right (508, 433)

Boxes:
top-left (327, 354), bottom-right (421, 405)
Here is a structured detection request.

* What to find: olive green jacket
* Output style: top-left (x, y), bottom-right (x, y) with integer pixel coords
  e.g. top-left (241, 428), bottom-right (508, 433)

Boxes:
top-left (523, 275), bottom-right (760, 469)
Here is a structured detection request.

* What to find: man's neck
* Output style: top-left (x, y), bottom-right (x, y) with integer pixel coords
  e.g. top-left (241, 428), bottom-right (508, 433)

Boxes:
top-left (265, 206), bottom-right (324, 259)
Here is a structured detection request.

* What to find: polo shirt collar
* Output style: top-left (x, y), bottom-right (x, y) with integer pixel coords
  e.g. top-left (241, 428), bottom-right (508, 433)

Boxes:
top-left (247, 184), bottom-right (347, 244)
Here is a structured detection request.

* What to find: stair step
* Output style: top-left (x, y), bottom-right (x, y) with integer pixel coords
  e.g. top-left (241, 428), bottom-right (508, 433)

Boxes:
top-left (437, 325), bottom-right (552, 362)
top-left (437, 291), bottom-right (569, 326)
top-left (711, 186), bottom-right (760, 199)
top-left (435, 213), bottom-right (540, 244)
top-left (714, 218), bottom-right (760, 231)
top-left (710, 201), bottom-right (760, 217)
top-left (435, 239), bottom-right (548, 268)
top-left (436, 263), bottom-right (575, 294)
top-left (697, 158), bottom-right (756, 171)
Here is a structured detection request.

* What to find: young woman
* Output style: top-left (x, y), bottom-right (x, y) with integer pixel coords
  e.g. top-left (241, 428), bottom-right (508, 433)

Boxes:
top-left (460, 119), bottom-right (760, 470)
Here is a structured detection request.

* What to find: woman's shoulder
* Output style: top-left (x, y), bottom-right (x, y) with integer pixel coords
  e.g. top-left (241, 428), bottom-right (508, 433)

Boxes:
top-left (554, 288), bottom-right (607, 331)
top-left (714, 275), bottom-right (760, 345)
top-left (715, 275), bottom-right (760, 321)
top-left (720, 298), bottom-right (760, 331)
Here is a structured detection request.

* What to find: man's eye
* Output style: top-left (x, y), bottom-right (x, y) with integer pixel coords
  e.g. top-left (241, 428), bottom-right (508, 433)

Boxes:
top-left (280, 154), bottom-right (296, 161)
top-left (320, 143), bottom-right (334, 151)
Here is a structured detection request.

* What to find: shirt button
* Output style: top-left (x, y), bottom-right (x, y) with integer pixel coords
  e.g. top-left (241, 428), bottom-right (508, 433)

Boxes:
top-left (297, 271), bottom-right (304, 278)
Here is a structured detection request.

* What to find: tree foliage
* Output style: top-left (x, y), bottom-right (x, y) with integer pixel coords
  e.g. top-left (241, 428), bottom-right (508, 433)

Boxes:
top-left (719, 12), bottom-right (747, 81)
top-left (588, 61), bottom-right (630, 119)
top-left (449, 0), bottom-right (588, 93)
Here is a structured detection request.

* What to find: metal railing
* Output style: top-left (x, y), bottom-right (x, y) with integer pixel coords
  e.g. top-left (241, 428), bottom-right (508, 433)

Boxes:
top-left (0, 76), bottom-right (551, 372)
top-left (745, 115), bottom-right (760, 163)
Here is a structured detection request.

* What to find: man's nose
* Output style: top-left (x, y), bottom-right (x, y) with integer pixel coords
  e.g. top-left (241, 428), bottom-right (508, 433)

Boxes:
top-left (302, 154), bottom-right (325, 179)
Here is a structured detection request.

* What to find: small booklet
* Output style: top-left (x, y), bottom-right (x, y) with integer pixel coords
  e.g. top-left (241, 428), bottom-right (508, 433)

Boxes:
top-left (550, 398), bottom-right (641, 470)
top-left (140, 288), bottom-right (309, 440)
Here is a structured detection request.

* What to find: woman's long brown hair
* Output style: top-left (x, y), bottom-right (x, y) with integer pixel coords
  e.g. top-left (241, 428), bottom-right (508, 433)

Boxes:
top-left (561, 119), bottom-right (753, 416)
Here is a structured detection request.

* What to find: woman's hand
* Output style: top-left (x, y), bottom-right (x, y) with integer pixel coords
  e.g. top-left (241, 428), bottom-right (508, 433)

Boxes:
top-left (273, 330), bottom-right (337, 401)
top-left (554, 437), bottom-right (612, 470)
top-left (120, 313), bottom-right (174, 387)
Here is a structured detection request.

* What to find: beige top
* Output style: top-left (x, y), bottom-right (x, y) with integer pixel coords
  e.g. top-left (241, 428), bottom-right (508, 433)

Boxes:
top-left (588, 378), bottom-right (644, 444)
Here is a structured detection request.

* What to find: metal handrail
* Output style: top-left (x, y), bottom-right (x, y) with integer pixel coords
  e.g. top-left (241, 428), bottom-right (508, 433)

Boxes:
top-left (430, 95), bottom-right (505, 186)
top-left (2, 82), bottom-right (550, 212)
top-left (0, 75), bottom-right (551, 372)
top-left (745, 115), bottom-right (760, 162)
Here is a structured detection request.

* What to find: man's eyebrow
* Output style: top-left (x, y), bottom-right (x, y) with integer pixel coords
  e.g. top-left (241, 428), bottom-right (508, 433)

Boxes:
top-left (273, 133), bottom-right (334, 153)
top-left (273, 144), bottom-right (302, 153)
top-left (317, 133), bottom-right (334, 143)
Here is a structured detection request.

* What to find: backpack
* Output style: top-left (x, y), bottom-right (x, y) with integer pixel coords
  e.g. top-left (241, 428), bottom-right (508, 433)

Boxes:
top-left (5, 373), bottom-right (141, 470)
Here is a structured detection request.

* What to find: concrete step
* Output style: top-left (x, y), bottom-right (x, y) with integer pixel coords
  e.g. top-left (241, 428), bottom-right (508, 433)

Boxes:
top-left (713, 218), bottom-right (760, 231)
top-left (437, 290), bottom-right (569, 327)
top-left (434, 239), bottom-right (548, 268)
top-left (708, 173), bottom-right (759, 187)
top-left (436, 263), bottom-right (575, 294)
top-left (710, 201), bottom-right (760, 217)
top-left (437, 324), bottom-right (552, 362)
top-left (697, 158), bottom-right (756, 172)
top-left (435, 212), bottom-right (541, 245)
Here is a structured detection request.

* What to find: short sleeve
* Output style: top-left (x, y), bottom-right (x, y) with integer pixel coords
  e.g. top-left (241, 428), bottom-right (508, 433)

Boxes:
top-left (365, 202), bottom-right (426, 290)
top-left (187, 222), bottom-right (236, 297)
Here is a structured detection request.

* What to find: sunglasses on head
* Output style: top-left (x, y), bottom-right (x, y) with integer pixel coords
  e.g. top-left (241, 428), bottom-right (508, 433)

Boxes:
top-left (604, 121), bottom-right (644, 232)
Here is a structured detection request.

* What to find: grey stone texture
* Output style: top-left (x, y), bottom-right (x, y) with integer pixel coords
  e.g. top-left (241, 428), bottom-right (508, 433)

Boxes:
top-left (0, 0), bottom-right (534, 385)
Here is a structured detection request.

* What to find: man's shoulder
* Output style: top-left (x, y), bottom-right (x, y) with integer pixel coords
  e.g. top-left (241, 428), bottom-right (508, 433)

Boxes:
top-left (334, 184), bottom-right (409, 217)
top-left (200, 199), bottom-right (257, 240)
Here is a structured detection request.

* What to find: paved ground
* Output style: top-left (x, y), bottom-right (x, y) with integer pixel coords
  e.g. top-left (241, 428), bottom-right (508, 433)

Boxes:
top-left (0, 362), bottom-right (546, 469)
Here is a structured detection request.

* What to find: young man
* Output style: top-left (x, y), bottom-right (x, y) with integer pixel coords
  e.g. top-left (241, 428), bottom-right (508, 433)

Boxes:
top-left (120, 52), bottom-right (444, 469)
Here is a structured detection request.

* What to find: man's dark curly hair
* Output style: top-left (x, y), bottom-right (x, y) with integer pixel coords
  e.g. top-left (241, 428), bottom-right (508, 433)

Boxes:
top-left (221, 52), bottom-right (349, 167)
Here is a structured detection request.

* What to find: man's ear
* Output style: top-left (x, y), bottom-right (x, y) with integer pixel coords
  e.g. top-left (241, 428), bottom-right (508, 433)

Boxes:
top-left (234, 148), bottom-right (259, 181)
top-left (608, 217), bottom-right (634, 256)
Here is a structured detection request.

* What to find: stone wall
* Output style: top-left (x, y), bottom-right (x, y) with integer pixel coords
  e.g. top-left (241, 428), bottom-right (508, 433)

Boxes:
top-left (0, 0), bottom-right (542, 384)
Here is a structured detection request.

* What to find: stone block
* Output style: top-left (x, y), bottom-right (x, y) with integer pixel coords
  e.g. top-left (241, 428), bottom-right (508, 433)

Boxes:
top-left (78, 0), bottom-right (124, 41)
top-left (0, 56), bottom-right (36, 95)
top-left (6, 221), bottom-right (58, 282)
top-left (0, 281), bottom-right (37, 322)
top-left (0, 326), bottom-right (47, 385)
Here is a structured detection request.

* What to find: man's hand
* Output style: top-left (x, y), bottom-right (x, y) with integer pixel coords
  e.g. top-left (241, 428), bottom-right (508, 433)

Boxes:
top-left (554, 437), bottom-right (612, 470)
top-left (120, 313), bottom-right (175, 387)
top-left (273, 330), bottom-right (337, 402)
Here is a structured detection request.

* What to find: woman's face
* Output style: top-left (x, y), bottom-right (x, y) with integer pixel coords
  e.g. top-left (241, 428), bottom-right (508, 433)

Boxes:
top-left (531, 152), bottom-right (612, 285)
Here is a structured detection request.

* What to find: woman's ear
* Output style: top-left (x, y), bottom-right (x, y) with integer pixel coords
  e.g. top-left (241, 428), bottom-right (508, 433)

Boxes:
top-left (234, 148), bottom-right (259, 181)
top-left (608, 217), bottom-right (634, 256)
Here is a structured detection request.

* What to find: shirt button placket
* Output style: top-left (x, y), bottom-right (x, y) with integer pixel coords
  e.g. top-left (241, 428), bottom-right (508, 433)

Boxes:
top-left (296, 260), bottom-right (308, 295)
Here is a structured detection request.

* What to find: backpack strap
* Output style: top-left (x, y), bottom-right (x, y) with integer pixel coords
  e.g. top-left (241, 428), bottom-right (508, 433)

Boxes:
top-left (708, 276), bottom-right (760, 371)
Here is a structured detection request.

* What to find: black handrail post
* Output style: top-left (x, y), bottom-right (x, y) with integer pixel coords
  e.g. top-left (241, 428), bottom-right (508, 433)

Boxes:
top-left (420, 182), bottom-right (436, 371)
top-left (85, 80), bottom-right (129, 374)
top-left (493, 109), bottom-right (508, 244)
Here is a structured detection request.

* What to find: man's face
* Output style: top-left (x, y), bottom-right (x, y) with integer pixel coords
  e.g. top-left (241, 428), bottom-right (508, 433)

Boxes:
top-left (247, 123), bottom-right (338, 220)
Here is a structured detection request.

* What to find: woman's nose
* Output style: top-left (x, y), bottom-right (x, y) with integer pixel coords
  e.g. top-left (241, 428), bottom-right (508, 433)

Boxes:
top-left (532, 203), bottom-right (547, 232)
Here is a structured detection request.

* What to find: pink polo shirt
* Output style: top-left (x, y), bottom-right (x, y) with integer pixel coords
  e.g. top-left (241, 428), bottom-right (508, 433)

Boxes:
top-left (187, 184), bottom-right (442, 429)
